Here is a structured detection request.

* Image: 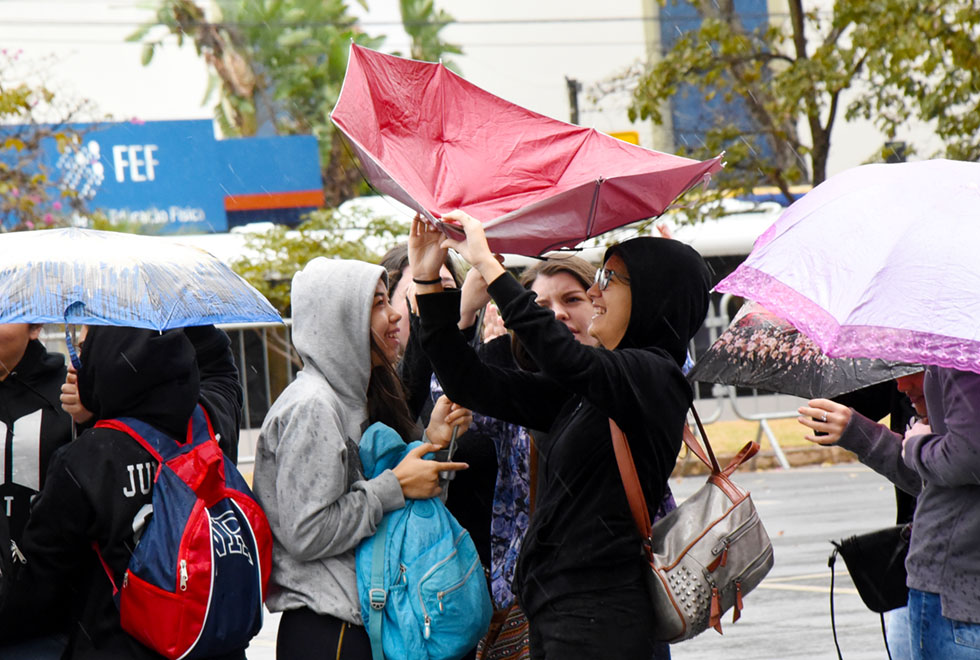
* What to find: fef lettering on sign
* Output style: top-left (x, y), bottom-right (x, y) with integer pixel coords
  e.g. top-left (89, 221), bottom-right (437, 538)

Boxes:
top-left (113, 144), bottom-right (159, 183)
top-left (210, 509), bottom-right (254, 565)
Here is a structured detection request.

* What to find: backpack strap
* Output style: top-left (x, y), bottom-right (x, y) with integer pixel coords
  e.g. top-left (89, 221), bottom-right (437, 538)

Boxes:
top-left (91, 540), bottom-right (120, 598)
top-left (91, 405), bottom-right (215, 597)
top-left (367, 515), bottom-right (390, 660)
top-left (94, 405), bottom-right (213, 464)
top-left (95, 417), bottom-right (166, 464)
top-left (608, 418), bottom-right (652, 543)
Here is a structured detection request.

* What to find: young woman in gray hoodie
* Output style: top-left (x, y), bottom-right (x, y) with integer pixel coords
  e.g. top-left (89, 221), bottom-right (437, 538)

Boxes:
top-left (252, 257), bottom-right (472, 660)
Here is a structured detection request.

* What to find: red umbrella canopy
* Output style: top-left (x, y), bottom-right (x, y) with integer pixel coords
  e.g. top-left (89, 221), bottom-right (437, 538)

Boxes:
top-left (331, 44), bottom-right (724, 256)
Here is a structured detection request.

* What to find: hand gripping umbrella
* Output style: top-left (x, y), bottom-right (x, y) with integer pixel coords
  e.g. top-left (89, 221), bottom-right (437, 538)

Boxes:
top-left (714, 159), bottom-right (980, 373)
top-left (331, 44), bottom-right (723, 256)
top-left (687, 302), bottom-right (920, 399)
top-left (0, 227), bottom-right (282, 353)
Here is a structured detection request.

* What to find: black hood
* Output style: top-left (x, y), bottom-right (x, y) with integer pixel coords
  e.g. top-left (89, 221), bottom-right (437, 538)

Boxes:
top-left (12, 339), bottom-right (67, 410)
top-left (77, 326), bottom-right (200, 438)
top-left (603, 237), bottom-right (711, 365)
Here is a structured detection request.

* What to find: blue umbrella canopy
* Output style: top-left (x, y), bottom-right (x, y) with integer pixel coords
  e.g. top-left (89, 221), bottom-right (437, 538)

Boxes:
top-left (0, 227), bottom-right (281, 329)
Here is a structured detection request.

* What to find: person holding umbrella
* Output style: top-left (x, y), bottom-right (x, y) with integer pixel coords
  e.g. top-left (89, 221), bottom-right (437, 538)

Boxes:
top-left (409, 213), bottom-right (710, 660)
top-left (799, 366), bottom-right (980, 659)
top-left (0, 322), bottom-right (246, 659)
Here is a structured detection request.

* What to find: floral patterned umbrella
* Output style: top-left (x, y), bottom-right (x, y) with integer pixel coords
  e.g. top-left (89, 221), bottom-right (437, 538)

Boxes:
top-left (687, 302), bottom-right (920, 399)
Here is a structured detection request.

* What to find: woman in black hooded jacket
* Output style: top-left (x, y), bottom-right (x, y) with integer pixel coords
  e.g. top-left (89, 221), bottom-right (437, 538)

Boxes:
top-left (409, 213), bottom-right (711, 660)
top-left (0, 324), bottom-right (243, 660)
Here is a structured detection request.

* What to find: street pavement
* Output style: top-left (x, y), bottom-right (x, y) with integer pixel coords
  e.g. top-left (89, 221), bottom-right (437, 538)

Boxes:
top-left (247, 462), bottom-right (899, 659)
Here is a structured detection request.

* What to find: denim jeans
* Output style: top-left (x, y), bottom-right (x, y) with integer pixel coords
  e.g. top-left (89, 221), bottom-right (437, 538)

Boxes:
top-left (885, 606), bottom-right (912, 660)
top-left (907, 589), bottom-right (980, 659)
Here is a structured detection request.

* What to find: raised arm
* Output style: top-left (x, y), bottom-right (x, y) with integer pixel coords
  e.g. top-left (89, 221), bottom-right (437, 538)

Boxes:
top-left (800, 399), bottom-right (922, 495)
top-left (417, 288), bottom-right (567, 431)
top-left (410, 215), bottom-right (569, 430)
top-left (437, 211), bottom-right (687, 425)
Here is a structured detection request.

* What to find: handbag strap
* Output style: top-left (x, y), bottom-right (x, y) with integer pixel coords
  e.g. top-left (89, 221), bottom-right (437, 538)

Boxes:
top-left (680, 406), bottom-right (721, 473)
top-left (609, 417), bottom-right (652, 541)
top-left (610, 406), bottom-right (756, 542)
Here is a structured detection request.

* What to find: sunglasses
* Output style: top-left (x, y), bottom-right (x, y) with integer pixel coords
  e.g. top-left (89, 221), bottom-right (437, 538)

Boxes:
top-left (594, 267), bottom-right (630, 291)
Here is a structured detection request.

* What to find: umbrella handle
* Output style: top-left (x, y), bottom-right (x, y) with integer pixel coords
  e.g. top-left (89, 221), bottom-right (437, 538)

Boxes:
top-left (65, 325), bottom-right (82, 371)
top-left (469, 305), bottom-right (487, 349)
top-left (439, 426), bottom-right (461, 483)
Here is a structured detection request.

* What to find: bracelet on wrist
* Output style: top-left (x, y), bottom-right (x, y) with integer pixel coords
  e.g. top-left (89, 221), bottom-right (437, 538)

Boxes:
top-left (412, 276), bottom-right (442, 285)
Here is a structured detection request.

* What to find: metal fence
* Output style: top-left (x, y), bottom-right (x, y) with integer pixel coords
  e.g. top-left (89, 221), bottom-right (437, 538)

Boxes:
top-left (41, 299), bottom-right (800, 468)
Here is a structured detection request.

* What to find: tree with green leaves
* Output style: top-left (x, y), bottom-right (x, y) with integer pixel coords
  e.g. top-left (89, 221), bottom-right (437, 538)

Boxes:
top-left (231, 205), bottom-right (408, 316)
top-left (133, 0), bottom-right (381, 206)
top-left (0, 52), bottom-right (96, 231)
top-left (398, 0), bottom-right (462, 71)
top-left (616, 0), bottom-right (980, 213)
top-left (134, 0), bottom-right (463, 207)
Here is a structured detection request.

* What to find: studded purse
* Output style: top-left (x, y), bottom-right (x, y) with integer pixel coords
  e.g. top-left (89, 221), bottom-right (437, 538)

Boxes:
top-left (610, 407), bottom-right (774, 642)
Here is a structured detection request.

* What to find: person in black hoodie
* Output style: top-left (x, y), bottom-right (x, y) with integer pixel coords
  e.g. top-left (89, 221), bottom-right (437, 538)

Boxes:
top-left (410, 213), bottom-right (711, 660)
top-left (0, 324), bottom-right (74, 657)
top-left (0, 324), bottom-right (73, 545)
top-left (0, 323), bottom-right (243, 659)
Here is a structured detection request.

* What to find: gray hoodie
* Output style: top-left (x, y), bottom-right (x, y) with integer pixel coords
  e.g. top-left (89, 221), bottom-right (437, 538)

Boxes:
top-left (253, 257), bottom-right (405, 623)
top-left (837, 365), bottom-right (980, 624)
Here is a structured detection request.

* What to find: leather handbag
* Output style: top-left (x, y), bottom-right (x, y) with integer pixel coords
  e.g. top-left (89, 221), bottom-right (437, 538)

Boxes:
top-left (831, 523), bottom-right (910, 613)
top-left (610, 407), bottom-right (774, 642)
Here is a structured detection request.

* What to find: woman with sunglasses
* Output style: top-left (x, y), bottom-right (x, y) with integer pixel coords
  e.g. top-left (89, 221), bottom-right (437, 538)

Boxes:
top-left (408, 212), bottom-right (711, 660)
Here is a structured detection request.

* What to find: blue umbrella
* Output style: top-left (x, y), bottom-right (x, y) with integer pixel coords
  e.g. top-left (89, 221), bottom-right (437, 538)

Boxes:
top-left (0, 227), bottom-right (281, 332)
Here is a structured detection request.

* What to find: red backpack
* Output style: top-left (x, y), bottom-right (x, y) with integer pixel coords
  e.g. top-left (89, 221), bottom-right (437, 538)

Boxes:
top-left (95, 405), bottom-right (272, 659)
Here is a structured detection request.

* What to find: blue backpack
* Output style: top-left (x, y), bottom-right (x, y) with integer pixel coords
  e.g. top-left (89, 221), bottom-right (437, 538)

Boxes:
top-left (356, 423), bottom-right (493, 660)
top-left (95, 405), bottom-right (272, 660)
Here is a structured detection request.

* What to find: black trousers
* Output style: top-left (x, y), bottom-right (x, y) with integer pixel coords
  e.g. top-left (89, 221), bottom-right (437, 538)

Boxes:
top-left (276, 608), bottom-right (373, 660)
top-left (276, 607), bottom-right (479, 660)
top-left (527, 581), bottom-right (670, 660)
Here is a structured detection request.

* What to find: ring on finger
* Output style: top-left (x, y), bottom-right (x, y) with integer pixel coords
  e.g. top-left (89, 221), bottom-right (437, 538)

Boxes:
top-left (821, 412), bottom-right (828, 423)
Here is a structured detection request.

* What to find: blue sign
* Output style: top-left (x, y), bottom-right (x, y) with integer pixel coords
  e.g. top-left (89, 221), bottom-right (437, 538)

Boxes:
top-left (8, 119), bottom-right (323, 233)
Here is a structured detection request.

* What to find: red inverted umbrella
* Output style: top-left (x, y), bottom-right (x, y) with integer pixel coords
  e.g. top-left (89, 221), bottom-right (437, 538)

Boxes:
top-left (331, 45), bottom-right (724, 256)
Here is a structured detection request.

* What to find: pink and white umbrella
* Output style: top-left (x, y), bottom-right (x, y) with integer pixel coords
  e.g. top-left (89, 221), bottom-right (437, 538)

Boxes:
top-left (715, 159), bottom-right (980, 373)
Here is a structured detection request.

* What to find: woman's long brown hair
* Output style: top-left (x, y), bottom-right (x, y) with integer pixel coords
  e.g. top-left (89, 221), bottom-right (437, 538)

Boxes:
top-left (366, 335), bottom-right (420, 442)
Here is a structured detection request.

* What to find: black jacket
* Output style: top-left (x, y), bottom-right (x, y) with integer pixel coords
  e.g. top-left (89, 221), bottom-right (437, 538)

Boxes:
top-left (418, 278), bottom-right (688, 616)
top-left (419, 238), bottom-right (711, 618)
top-left (0, 325), bottom-right (242, 659)
top-left (398, 311), bottom-right (499, 567)
top-left (0, 339), bottom-right (73, 544)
